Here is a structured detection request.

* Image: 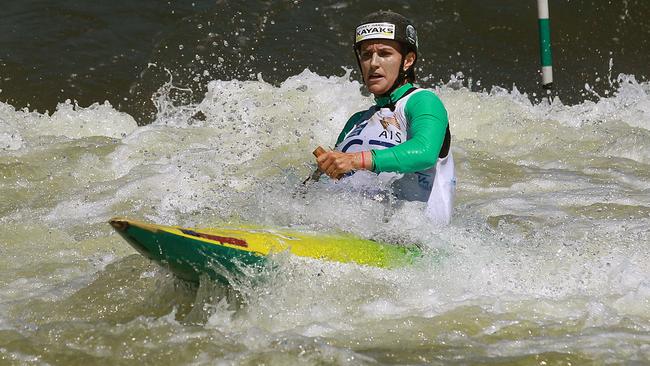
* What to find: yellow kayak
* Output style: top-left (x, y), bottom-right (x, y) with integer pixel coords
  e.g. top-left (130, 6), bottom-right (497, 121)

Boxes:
top-left (109, 218), bottom-right (421, 283)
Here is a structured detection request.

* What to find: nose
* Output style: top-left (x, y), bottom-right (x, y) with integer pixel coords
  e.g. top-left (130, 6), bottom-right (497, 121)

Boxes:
top-left (370, 53), bottom-right (380, 67)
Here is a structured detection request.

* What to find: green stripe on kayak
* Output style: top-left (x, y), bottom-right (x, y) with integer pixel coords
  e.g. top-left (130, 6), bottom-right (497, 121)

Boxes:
top-left (117, 222), bottom-right (265, 283)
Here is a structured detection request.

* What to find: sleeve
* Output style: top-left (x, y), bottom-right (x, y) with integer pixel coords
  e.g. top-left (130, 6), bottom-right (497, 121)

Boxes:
top-left (335, 111), bottom-right (366, 147)
top-left (371, 90), bottom-right (448, 173)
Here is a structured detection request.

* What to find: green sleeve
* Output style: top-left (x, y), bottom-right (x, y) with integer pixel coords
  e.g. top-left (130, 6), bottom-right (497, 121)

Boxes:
top-left (335, 111), bottom-right (366, 147)
top-left (371, 91), bottom-right (448, 173)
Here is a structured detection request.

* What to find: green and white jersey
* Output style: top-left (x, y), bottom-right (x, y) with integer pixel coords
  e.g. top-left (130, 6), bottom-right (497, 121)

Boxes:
top-left (335, 104), bottom-right (407, 154)
top-left (335, 83), bottom-right (456, 224)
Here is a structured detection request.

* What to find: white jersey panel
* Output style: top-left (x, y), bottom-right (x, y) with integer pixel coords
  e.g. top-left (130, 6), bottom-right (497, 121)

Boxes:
top-left (336, 107), bottom-right (407, 154)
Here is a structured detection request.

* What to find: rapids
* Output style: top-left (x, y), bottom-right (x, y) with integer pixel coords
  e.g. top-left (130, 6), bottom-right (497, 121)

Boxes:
top-left (1, 70), bottom-right (649, 364)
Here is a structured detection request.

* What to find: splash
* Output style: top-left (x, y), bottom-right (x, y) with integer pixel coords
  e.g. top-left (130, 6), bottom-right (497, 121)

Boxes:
top-left (1, 70), bottom-right (650, 363)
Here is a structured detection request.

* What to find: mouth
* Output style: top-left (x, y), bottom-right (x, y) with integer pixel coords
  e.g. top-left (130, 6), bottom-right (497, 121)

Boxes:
top-left (367, 73), bottom-right (384, 83)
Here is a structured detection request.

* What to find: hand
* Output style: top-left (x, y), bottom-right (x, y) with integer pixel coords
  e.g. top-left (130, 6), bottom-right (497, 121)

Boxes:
top-left (314, 148), bottom-right (372, 180)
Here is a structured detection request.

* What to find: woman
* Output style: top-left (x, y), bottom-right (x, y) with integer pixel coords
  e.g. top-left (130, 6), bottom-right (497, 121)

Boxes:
top-left (316, 10), bottom-right (456, 224)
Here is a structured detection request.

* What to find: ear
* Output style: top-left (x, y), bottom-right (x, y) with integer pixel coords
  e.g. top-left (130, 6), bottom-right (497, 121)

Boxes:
top-left (403, 51), bottom-right (416, 71)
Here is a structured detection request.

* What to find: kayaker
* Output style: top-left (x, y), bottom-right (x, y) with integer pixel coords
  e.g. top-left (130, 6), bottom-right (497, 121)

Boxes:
top-left (315, 10), bottom-right (456, 224)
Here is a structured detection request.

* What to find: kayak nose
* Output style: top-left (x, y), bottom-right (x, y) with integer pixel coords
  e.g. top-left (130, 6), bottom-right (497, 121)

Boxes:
top-left (109, 218), bottom-right (129, 232)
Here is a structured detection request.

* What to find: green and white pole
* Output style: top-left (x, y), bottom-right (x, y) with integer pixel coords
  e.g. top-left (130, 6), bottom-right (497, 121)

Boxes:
top-left (537, 0), bottom-right (553, 90)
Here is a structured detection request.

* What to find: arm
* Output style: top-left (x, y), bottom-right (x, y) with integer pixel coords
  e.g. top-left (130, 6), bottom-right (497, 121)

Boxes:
top-left (371, 91), bottom-right (448, 173)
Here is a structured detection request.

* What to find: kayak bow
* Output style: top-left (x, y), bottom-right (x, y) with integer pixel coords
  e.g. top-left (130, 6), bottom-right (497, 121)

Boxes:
top-left (109, 218), bottom-right (420, 283)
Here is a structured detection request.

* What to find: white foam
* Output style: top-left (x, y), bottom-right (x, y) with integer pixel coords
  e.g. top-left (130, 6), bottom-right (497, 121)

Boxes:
top-left (1, 69), bottom-right (650, 361)
top-left (0, 100), bottom-right (137, 148)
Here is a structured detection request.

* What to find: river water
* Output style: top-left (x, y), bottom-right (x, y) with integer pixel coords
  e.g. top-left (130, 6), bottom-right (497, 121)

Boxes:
top-left (2, 1), bottom-right (650, 365)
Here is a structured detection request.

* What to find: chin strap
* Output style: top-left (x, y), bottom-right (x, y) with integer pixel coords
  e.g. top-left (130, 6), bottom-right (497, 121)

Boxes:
top-left (380, 56), bottom-right (409, 105)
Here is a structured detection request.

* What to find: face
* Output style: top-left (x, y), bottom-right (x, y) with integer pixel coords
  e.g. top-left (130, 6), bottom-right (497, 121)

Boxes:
top-left (358, 40), bottom-right (415, 96)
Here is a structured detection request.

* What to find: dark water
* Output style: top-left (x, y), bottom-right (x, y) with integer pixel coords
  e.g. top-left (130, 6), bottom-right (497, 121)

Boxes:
top-left (1, 0), bottom-right (648, 123)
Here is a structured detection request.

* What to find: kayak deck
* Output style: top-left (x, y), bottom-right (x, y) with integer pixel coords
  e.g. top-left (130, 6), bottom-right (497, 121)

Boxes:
top-left (109, 218), bottom-right (420, 283)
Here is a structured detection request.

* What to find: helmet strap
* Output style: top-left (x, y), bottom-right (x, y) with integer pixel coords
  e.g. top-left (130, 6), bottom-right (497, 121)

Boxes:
top-left (381, 51), bottom-right (408, 99)
top-left (354, 48), bottom-right (364, 83)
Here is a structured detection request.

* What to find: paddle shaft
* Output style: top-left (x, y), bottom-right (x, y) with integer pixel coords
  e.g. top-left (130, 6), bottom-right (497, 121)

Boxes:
top-left (313, 146), bottom-right (327, 158)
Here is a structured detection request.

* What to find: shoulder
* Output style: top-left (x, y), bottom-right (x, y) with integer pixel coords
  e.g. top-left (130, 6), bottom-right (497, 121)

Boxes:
top-left (406, 89), bottom-right (446, 110)
top-left (404, 89), bottom-right (447, 120)
top-left (343, 109), bottom-right (371, 127)
top-left (347, 110), bottom-right (368, 123)
top-left (336, 109), bottom-right (372, 146)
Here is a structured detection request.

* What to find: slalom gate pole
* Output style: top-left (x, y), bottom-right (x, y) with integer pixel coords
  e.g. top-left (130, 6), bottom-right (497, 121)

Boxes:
top-left (537, 0), bottom-right (553, 91)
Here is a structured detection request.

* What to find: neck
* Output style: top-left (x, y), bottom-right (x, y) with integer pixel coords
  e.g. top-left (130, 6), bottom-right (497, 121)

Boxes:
top-left (374, 82), bottom-right (413, 108)
top-left (375, 79), bottom-right (408, 99)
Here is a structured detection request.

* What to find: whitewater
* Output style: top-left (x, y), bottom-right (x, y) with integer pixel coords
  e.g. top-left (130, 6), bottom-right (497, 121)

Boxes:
top-left (1, 70), bottom-right (649, 364)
